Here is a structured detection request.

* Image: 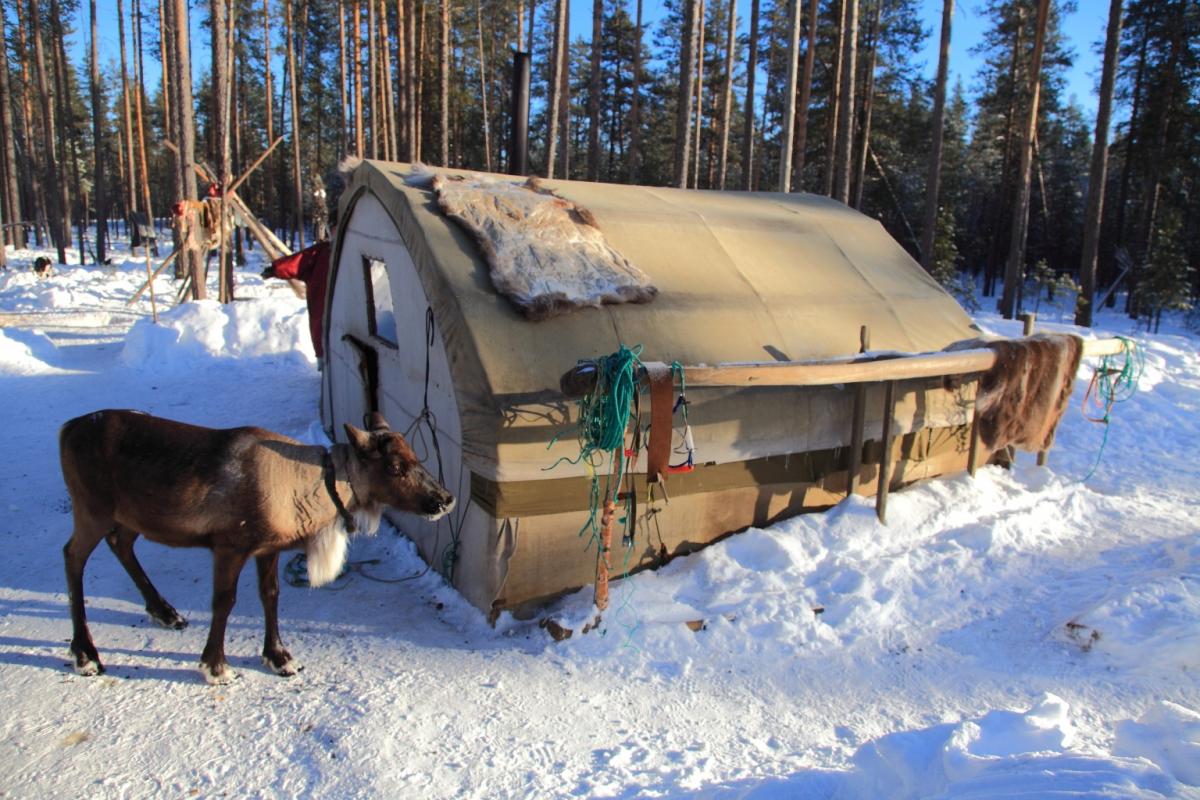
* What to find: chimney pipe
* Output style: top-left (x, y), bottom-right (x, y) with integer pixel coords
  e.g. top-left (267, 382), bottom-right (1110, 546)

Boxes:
top-left (510, 50), bottom-right (531, 176)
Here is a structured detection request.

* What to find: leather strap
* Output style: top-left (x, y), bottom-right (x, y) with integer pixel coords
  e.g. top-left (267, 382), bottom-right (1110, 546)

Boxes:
top-left (323, 450), bottom-right (358, 533)
top-left (645, 362), bottom-right (674, 484)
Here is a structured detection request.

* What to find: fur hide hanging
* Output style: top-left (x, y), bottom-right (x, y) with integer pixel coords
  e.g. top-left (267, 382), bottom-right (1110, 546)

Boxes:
top-left (949, 333), bottom-right (1084, 453)
top-left (431, 173), bottom-right (658, 321)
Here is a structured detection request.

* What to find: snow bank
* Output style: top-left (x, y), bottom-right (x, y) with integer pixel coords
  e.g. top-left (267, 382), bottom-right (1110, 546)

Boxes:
top-left (1115, 701), bottom-right (1200, 787)
top-left (121, 297), bottom-right (314, 369)
top-left (836, 695), bottom-right (1178, 799)
top-left (0, 328), bottom-right (58, 374)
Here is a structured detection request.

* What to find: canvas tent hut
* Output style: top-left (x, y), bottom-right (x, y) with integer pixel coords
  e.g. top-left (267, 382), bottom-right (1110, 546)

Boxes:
top-left (322, 159), bottom-right (987, 619)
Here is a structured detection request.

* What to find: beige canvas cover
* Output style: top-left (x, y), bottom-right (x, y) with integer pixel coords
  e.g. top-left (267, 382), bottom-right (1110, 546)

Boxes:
top-left (324, 160), bottom-right (982, 614)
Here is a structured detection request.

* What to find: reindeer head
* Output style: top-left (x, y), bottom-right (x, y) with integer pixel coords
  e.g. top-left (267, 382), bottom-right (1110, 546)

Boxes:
top-left (343, 413), bottom-right (456, 521)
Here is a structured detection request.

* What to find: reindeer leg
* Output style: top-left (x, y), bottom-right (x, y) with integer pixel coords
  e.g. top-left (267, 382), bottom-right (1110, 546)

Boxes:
top-left (63, 519), bottom-right (108, 676)
top-left (256, 553), bottom-right (299, 676)
top-left (105, 526), bottom-right (188, 630)
top-left (199, 548), bottom-right (249, 685)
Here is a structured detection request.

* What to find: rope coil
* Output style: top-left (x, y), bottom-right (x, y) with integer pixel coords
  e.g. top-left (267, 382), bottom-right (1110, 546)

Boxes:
top-left (1081, 336), bottom-right (1143, 481)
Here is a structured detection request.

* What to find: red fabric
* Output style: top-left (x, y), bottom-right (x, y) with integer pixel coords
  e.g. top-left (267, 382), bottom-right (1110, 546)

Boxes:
top-left (272, 241), bottom-right (331, 358)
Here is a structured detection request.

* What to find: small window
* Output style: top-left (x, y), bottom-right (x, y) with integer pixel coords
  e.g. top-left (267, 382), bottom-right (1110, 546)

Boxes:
top-left (363, 256), bottom-right (397, 345)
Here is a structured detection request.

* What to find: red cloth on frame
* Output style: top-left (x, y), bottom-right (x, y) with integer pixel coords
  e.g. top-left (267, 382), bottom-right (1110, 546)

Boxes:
top-left (271, 240), bottom-right (331, 358)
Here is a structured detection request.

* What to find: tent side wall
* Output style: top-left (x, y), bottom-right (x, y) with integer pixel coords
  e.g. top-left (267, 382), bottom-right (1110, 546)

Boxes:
top-left (324, 190), bottom-right (507, 612)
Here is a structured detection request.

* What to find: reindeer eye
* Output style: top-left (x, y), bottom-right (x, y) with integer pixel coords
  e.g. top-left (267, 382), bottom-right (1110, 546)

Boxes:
top-left (387, 461), bottom-right (404, 476)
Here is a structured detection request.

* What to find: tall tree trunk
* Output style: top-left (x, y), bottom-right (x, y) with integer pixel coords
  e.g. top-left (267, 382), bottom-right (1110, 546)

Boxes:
top-left (473, 0), bottom-right (491, 170)
top-left (832, 0), bottom-right (857, 203)
top-left (920, 0), bottom-right (953, 272)
top-left (368, 0), bottom-right (379, 158)
top-left (29, 0), bottom-right (65, 262)
top-left (850, 0), bottom-right (880, 209)
top-left (0, 0), bottom-right (24, 249)
top-left (50, 0), bottom-right (82, 263)
top-left (263, 0), bottom-right (275, 231)
top-left (285, 0), bottom-right (304, 248)
top-left (1113, 17), bottom-right (1145, 258)
top-left (778, 0), bottom-right (801, 191)
top-left (691, 0), bottom-right (705, 188)
top-left (160, 0), bottom-right (184, 271)
top-left (45, 0), bottom-right (77, 261)
top-left (89, 0), bottom-right (106, 264)
top-left (395, 0), bottom-right (408, 160)
top-left (414, 0), bottom-right (425, 159)
top-left (546, 0), bottom-right (565, 177)
top-left (740, 0), bottom-right (758, 190)
top-left (628, 0), bottom-right (643, 182)
top-left (339, 0), bottom-right (349, 157)
top-left (674, 0), bottom-right (698, 188)
top-left (999, 0), bottom-right (1050, 320)
top-left (557, 0), bottom-right (570, 177)
top-left (408, 0), bottom-right (419, 158)
top-left (439, 0), bottom-right (450, 165)
top-left (133, 0), bottom-right (156, 254)
top-left (170, 0), bottom-right (202, 297)
top-left (118, 0), bottom-right (138, 221)
top-left (212, 0), bottom-right (231, 299)
top-left (382, 0), bottom-right (397, 160)
top-left (586, 0), bottom-right (602, 180)
top-left (823, 0), bottom-right (842, 197)
top-left (14, 0), bottom-right (42, 246)
top-left (791, 0), bottom-right (818, 190)
top-left (985, 16), bottom-right (1023, 297)
top-left (716, 0), bottom-right (736, 188)
top-left (1075, 0), bottom-right (1122, 327)
top-left (353, 0), bottom-right (364, 156)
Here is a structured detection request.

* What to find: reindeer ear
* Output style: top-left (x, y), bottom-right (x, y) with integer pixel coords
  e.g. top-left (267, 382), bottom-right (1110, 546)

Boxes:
top-left (343, 423), bottom-right (377, 456)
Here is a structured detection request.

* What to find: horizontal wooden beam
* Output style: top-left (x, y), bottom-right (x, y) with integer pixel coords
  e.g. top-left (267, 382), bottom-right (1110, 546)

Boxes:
top-left (560, 338), bottom-right (1128, 397)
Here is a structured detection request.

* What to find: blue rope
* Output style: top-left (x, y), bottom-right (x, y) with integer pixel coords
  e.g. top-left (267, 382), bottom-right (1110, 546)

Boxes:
top-left (1081, 336), bottom-right (1143, 481)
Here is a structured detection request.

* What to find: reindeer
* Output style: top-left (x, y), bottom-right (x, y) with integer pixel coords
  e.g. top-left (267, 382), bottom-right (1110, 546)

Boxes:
top-left (59, 409), bottom-right (454, 684)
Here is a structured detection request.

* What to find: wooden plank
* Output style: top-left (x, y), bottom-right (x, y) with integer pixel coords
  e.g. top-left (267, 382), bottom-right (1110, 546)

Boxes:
top-left (642, 338), bottom-right (1125, 389)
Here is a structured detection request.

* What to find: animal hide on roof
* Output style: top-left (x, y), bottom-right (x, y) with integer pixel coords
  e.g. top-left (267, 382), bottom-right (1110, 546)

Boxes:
top-left (432, 174), bottom-right (658, 321)
top-left (950, 333), bottom-right (1085, 453)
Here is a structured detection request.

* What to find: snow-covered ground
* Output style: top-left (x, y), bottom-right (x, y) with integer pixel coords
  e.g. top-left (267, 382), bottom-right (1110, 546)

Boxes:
top-left (0, 238), bottom-right (1196, 799)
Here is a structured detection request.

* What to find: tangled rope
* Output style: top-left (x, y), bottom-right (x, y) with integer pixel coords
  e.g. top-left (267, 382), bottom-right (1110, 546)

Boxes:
top-left (547, 344), bottom-right (644, 548)
top-left (1081, 336), bottom-right (1143, 481)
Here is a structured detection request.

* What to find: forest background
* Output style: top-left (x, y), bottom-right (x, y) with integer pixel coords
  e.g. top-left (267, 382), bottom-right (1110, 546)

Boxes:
top-left (0, 0), bottom-right (1195, 328)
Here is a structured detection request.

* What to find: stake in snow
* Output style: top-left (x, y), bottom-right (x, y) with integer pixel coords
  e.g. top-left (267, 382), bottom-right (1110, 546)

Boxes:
top-left (58, 409), bottom-right (454, 684)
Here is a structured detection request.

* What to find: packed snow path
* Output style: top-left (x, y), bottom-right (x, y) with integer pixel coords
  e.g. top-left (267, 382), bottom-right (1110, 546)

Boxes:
top-left (0, 242), bottom-right (1196, 798)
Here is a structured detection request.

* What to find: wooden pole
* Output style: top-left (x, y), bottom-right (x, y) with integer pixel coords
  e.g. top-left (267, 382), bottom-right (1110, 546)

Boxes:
top-left (967, 384), bottom-right (982, 477)
top-left (847, 325), bottom-right (870, 497)
top-left (875, 379), bottom-right (895, 523)
top-left (1020, 312), bottom-right (1051, 466)
top-left (228, 136), bottom-right (284, 196)
top-left (126, 248), bottom-right (180, 305)
top-left (595, 497), bottom-right (615, 611)
top-left (144, 250), bottom-right (158, 322)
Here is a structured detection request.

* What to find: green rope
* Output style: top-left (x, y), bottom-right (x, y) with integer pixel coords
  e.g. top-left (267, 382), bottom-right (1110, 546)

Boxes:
top-left (546, 344), bottom-right (644, 548)
top-left (1082, 336), bottom-right (1143, 481)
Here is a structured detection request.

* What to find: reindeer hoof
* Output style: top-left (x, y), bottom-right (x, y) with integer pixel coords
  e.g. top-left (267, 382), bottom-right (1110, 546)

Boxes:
top-left (149, 606), bottom-right (188, 630)
top-left (72, 654), bottom-right (104, 676)
top-left (262, 653), bottom-right (301, 677)
top-left (199, 661), bottom-right (236, 685)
